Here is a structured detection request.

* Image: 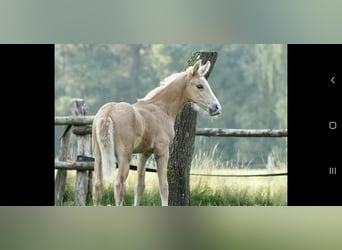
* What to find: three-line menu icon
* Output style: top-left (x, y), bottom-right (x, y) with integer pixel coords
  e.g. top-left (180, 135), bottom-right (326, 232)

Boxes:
top-left (329, 167), bottom-right (337, 175)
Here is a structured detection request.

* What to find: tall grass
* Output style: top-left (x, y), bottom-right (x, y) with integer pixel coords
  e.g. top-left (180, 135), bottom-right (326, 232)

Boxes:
top-left (60, 146), bottom-right (287, 206)
top-left (189, 144), bottom-right (287, 206)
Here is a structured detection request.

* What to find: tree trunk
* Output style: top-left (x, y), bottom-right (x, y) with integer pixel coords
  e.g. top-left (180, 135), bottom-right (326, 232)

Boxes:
top-left (167, 51), bottom-right (218, 206)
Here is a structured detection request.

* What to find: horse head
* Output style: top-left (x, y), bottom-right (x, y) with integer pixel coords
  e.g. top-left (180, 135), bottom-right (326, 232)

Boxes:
top-left (185, 60), bottom-right (221, 116)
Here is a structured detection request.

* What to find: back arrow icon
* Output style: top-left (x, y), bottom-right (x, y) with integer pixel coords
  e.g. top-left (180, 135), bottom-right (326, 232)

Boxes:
top-left (331, 76), bottom-right (335, 84)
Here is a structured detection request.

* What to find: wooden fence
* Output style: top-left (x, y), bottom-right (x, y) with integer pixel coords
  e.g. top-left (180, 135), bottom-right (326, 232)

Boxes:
top-left (54, 99), bottom-right (287, 206)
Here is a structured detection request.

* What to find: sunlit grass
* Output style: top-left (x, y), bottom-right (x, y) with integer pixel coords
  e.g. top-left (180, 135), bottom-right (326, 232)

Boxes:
top-left (189, 168), bottom-right (287, 206)
top-left (189, 144), bottom-right (287, 206)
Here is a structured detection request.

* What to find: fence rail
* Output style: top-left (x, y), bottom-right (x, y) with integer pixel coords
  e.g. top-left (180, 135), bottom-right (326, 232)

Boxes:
top-left (55, 115), bottom-right (287, 137)
top-left (55, 160), bottom-right (287, 177)
top-left (190, 172), bottom-right (287, 177)
top-left (55, 115), bottom-right (94, 125)
top-left (196, 128), bottom-right (287, 137)
top-left (55, 160), bottom-right (158, 172)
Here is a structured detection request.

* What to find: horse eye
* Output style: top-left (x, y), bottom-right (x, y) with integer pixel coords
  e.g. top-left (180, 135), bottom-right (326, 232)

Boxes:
top-left (196, 84), bottom-right (204, 90)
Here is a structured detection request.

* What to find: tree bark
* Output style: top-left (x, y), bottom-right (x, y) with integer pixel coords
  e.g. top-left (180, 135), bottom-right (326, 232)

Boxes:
top-left (168, 51), bottom-right (218, 206)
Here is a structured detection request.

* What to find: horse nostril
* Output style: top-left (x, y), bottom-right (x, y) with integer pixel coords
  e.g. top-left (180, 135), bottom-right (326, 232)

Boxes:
top-left (209, 103), bottom-right (221, 116)
top-left (210, 104), bottom-right (219, 112)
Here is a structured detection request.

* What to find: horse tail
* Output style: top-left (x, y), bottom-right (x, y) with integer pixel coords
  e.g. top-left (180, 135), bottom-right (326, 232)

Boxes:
top-left (95, 116), bottom-right (116, 182)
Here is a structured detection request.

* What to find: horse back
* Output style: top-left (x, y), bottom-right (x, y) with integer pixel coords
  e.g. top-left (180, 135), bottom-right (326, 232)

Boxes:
top-left (94, 101), bottom-right (174, 155)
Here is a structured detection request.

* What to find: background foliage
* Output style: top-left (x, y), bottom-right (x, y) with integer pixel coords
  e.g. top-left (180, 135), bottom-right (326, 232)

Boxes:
top-left (55, 44), bottom-right (287, 165)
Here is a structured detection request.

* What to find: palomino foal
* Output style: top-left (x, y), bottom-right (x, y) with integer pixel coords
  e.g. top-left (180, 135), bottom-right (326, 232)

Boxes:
top-left (92, 60), bottom-right (221, 206)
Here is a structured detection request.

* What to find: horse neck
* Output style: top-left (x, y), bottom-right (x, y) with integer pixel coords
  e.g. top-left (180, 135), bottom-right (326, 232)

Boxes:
top-left (146, 73), bottom-right (188, 119)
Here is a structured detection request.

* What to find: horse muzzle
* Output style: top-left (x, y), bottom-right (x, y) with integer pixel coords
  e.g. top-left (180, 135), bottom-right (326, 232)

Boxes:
top-left (209, 103), bottom-right (221, 116)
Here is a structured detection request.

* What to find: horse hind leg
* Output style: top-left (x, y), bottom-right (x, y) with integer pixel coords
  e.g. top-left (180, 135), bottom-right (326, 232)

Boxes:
top-left (92, 144), bottom-right (104, 206)
top-left (114, 157), bottom-right (131, 206)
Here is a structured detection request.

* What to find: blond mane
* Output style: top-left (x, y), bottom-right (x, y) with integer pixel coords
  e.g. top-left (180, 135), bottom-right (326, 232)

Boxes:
top-left (138, 72), bottom-right (184, 101)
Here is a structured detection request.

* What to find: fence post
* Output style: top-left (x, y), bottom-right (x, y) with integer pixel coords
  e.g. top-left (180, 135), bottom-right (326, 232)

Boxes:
top-left (55, 125), bottom-right (72, 205)
top-left (71, 98), bottom-right (92, 206)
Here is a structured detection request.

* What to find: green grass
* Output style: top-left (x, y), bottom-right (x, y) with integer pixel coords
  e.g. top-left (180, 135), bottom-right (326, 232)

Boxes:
top-left (61, 166), bottom-right (287, 206)
top-left (60, 143), bottom-right (287, 206)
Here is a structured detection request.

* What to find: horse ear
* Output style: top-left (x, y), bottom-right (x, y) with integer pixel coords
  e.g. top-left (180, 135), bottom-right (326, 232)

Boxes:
top-left (199, 61), bottom-right (211, 76)
top-left (192, 60), bottom-right (202, 76)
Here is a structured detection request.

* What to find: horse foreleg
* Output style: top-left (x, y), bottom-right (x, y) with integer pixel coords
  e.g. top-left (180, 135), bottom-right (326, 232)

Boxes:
top-left (134, 153), bottom-right (151, 206)
top-left (155, 153), bottom-right (169, 206)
